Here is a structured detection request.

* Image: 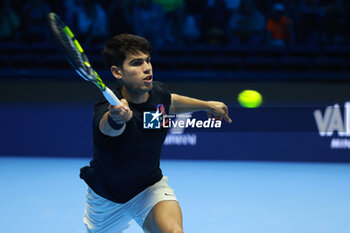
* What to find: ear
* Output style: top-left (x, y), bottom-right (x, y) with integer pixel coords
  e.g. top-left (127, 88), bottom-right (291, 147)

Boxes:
top-left (111, 66), bottom-right (123, 80)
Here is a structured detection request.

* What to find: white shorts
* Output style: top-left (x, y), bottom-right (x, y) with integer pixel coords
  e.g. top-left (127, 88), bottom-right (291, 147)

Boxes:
top-left (83, 176), bottom-right (178, 233)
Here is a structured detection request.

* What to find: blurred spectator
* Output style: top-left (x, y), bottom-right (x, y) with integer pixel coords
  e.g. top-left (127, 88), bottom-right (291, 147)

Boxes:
top-left (228, 0), bottom-right (265, 44)
top-left (152, 0), bottom-right (186, 44)
top-left (224, 0), bottom-right (242, 12)
top-left (208, 0), bottom-right (241, 12)
top-left (294, 0), bottom-right (322, 45)
top-left (0, 0), bottom-right (21, 42)
top-left (133, 0), bottom-right (166, 47)
top-left (152, 0), bottom-right (185, 13)
top-left (63, 0), bottom-right (80, 31)
top-left (74, 0), bottom-right (109, 44)
top-left (21, 0), bottom-right (51, 43)
top-left (266, 3), bottom-right (294, 46)
top-left (183, 13), bottom-right (201, 44)
top-left (319, 0), bottom-right (346, 45)
top-left (104, 0), bottom-right (134, 36)
top-left (2, 0), bottom-right (349, 49)
top-left (202, 0), bottom-right (230, 45)
top-left (184, 0), bottom-right (206, 43)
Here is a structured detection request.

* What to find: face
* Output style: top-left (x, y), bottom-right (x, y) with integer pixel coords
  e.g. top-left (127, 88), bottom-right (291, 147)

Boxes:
top-left (112, 51), bottom-right (153, 94)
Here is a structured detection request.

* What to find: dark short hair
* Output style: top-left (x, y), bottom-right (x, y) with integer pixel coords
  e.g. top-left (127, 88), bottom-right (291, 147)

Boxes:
top-left (102, 33), bottom-right (152, 68)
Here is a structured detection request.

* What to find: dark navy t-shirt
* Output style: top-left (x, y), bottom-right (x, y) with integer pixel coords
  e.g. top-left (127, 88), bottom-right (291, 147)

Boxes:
top-left (80, 81), bottom-right (171, 203)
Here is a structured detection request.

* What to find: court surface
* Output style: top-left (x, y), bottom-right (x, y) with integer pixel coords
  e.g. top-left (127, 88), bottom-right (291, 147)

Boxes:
top-left (1, 156), bottom-right (350, 233)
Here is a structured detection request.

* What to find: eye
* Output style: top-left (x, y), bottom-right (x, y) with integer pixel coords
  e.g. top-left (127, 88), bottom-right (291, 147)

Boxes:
top-left (131, 60), bottom-right (143, 66)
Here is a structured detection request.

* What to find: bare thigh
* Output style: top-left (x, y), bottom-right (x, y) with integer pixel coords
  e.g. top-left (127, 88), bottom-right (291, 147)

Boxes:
top-left (142, 200), bottom-right (183, 233)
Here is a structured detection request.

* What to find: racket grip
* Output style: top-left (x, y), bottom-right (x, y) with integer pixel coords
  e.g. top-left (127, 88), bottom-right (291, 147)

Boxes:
top-left (102, 87), bottom-right (121, 106)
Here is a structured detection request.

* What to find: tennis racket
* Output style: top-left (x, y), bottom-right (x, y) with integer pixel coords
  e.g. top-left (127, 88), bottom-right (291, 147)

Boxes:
top-left (47, 12), bottom-right (121, 106)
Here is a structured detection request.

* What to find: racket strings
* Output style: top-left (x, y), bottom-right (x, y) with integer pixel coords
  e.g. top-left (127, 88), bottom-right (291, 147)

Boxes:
top-left (49, 13), bottom-right (105, 90)
top-left (51, 18), bottom-right (95, 80)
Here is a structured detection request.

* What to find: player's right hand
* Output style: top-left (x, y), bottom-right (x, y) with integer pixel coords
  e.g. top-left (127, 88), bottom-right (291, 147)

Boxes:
top-left (108, 99), bottom-right (133, 124)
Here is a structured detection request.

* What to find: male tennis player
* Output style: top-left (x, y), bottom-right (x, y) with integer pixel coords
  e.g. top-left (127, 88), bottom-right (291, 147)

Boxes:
top-left (80, 33), bottom-right (231, 233)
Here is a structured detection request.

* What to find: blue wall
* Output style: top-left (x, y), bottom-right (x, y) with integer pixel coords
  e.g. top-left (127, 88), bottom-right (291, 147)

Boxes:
top-left (1, 103), bottom-right (349, 162)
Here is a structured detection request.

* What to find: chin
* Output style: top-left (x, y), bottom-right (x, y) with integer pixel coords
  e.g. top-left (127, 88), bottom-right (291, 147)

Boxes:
top-left (143, 82), bottom-right (153, 91)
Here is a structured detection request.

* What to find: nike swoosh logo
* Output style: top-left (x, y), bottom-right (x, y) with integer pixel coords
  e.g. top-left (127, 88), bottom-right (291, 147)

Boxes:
top-left (165, 193), bottom-right (173, 196)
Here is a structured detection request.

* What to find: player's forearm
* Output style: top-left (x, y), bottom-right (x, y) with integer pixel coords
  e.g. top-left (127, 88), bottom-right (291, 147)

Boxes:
top-left (99, 112), bottom-right (125, 137)
top-left (170, 94), bottom-right (211, 114)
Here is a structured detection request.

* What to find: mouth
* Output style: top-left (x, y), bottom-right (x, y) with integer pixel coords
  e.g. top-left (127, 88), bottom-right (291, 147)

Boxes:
top-left (143, 75), bottom-right (153, 82)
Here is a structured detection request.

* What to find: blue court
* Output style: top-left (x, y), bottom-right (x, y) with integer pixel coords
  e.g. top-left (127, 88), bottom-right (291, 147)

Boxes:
top-left (1, 157), bottom-right (350, 233)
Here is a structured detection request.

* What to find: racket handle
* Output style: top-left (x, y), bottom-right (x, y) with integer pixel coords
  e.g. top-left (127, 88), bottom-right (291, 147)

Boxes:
top-left (102, 87), bottom-right (121, 106)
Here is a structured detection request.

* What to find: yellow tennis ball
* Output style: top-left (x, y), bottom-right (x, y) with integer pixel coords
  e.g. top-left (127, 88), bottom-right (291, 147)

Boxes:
top-left (238, 90), bottom-right (263, 108)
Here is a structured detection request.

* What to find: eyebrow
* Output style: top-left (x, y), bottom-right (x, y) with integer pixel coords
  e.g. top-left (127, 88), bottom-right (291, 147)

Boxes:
top-left (129, 56), bottom-right (151, 63)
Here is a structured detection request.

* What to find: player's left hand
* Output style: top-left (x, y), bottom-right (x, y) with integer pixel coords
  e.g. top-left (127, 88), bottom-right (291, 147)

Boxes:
top-left (206, 101), bottom-right (232, 123)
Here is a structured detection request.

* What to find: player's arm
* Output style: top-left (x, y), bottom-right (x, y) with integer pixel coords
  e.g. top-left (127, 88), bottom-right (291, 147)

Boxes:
top-left (170, 94), bottom-right (232, 123)
top-left (99, 99), bottom-right (133, 137)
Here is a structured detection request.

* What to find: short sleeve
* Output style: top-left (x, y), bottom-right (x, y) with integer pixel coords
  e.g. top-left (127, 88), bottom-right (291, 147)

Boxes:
top-left (152, 81), bottom-right (171, 110)
top-left (92, 99), bottom-right (110, 139)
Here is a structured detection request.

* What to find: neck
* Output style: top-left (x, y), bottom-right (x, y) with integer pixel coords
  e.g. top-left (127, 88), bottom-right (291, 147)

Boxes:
top-left (121, 86), bottom-right (150, 104)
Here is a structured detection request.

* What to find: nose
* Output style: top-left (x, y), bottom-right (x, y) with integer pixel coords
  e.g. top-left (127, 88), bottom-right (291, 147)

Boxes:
top-left (143, 61), bottom-right (152, 74)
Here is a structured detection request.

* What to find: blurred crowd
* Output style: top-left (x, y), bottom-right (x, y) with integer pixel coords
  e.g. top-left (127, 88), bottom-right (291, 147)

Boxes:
top-left (1, 0), bottom-right (350, 47)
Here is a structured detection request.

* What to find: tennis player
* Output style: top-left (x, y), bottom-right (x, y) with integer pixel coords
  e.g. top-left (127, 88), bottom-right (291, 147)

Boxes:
top-left (80, 33), bottom-right (232, 233)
